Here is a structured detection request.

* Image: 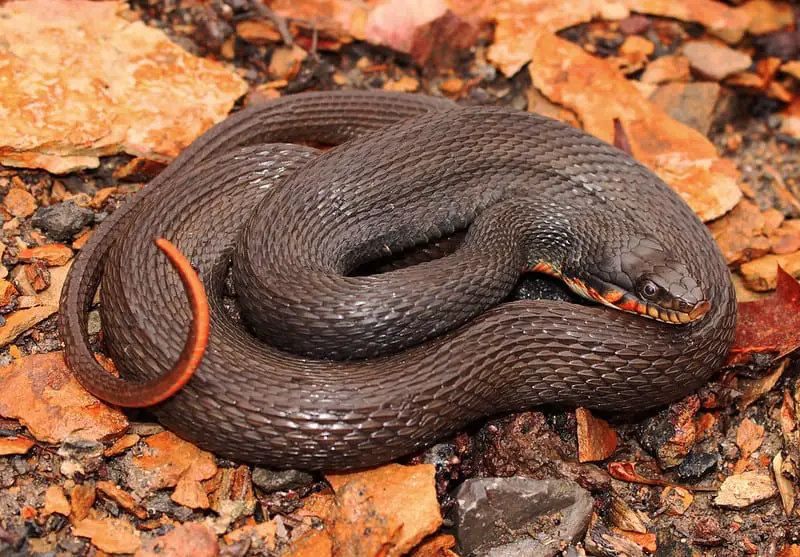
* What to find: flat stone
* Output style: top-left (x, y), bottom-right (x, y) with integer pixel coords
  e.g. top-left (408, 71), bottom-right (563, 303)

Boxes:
top-left (676, 450), bottom-right (720, 482)
top-left (649, 82), bottom-right (727, 136)
top-left (31, 202), bottom-right (94, 242)
top-left (682, 41), bottom-right (752, 81)
top-left (252, 467), bottom-right (314, 493)
top-left (453, 477), bottom-right (593, 557)
top-left (714, 471), bottom-right (777, 508)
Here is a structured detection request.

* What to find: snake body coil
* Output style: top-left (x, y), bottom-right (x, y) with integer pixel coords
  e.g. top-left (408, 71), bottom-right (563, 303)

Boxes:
top-left (60, 91), bottom-right (736, 470)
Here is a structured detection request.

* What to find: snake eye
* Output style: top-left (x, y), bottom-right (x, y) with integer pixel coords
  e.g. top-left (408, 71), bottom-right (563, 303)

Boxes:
top-left (640, 280), bottom-right (659, 299)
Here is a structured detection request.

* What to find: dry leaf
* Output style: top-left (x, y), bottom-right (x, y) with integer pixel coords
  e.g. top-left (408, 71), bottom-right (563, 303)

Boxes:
top-left (728, 267), bottom-right (800, 367)
top-left (0, 0), bottom-right (247, 173)
top-left (528, 33), bottom-right (740, 222)
top-left (0, 353), bottom-right (128, 443)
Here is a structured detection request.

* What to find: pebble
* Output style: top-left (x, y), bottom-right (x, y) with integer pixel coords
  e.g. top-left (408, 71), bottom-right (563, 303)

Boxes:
top-left (637, 397), bottom-right (699, 469)
top-left (453, 477), bottom-right (593, 557)
top-left (682, 41), bottom-right (753, 81)
top-left (251, 467), bottom-right (314, 493)
top-left (649, 82), bottom-right (726, 136)
top-left (675, 450), bottom-right (720, 482)
top-left (31, 201), bottom-right (94, 242)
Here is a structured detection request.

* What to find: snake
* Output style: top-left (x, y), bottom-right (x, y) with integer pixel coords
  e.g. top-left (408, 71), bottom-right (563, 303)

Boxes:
top-left (59, 90), bottom-right (737, 471)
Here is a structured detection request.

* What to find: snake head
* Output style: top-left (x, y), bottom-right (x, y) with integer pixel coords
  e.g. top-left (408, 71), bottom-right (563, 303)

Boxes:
top-left (569, 237), bottom-right (711, 324)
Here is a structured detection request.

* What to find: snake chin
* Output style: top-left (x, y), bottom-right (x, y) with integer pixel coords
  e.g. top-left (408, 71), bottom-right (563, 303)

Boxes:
top-left (567, 272), bottom-right (711, 325)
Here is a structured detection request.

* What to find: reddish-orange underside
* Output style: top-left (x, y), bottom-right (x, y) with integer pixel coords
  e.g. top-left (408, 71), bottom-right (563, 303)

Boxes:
top-left (120, 238), bottom-right (210, 407)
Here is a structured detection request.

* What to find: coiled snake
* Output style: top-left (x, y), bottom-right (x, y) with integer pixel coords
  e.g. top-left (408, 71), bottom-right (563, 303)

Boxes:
top-left (60, 91), bottom-right (736, 470)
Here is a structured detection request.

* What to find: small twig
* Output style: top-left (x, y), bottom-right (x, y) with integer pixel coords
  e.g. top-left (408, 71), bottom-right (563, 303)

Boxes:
top-left (253, 0), bottom-right (293, 46)
top-left (309, 20), bottom-right (319, 58)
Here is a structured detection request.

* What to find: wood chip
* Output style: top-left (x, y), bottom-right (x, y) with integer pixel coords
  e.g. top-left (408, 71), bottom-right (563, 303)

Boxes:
top-left (576, 407), bottom-right (618, 462)
top-left (772, 452), bottom-right (795, 515)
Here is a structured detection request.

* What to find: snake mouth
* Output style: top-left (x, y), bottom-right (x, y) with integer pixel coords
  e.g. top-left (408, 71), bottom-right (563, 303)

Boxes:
top-left (561, 275), bottom-right (711, 324)
top-left (614, 295), bottom-right (711, 324)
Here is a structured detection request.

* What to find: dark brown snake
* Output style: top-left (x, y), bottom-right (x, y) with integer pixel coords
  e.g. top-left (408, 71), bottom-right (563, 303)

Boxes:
top-left (59, 91), bottom-right (737, 470)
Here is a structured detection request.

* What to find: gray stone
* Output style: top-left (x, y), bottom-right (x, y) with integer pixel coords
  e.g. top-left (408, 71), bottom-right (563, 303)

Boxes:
top-left (453, 477), bottom-right (593, 557)
top-left (252, 467), bottom-right (314, 493)
top-left (31, 201), bottom-right (94, 241)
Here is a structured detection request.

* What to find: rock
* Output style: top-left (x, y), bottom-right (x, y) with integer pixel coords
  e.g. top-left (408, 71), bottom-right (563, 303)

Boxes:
top-left (640, 55), bottom-right (691, 85)
top-left (637, 396), bottom-right (699, 469)
top-left (3, 188), bottom-right (37, 218)
top-left (252, 467), bottom-right (314, 493)
top-left (618, 15), bottom-right (650, 36)
top-left (453, 477), bottom-right (593, 557)
top-left (31, 202), bottom-right (94, 242)
top-left (682, 41), bottom-right (752, 81)
top-left (675, 450), bottom-right (720, 482)
top-left (649, 82), bottom-right (729, 136)
top-left (740, 251), bottom-right (800, 291)
top-left (714, 471), bottom-right (777, 508)
top-left (58, 436), bottom-right (105, 478)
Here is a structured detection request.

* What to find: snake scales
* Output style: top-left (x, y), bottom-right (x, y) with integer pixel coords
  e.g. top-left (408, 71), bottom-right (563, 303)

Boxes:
top-left (59, 91), bottom-right (736, 470)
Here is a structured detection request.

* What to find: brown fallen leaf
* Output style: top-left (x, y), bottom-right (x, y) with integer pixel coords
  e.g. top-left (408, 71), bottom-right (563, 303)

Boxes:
top-left (135, 522), bottom-right (219, 557)
top-left (736, 418), bottom-right (765, 459)
top-left (42, 485), bottom-right (71, 517)
top-left (528, 33), bottom-right (740, 222)
top-left (96, 481), bottom-right (149, 520)
top-left (607, 462), bottom-right (716, 492)
top-left (660, 486), bottom-right (694, 516)
top-left (609, 497), bottom-right (648, 534)
top-left (740, 251), bottom-right (800, 291)
top-left (0, 352), bottom-right (128, 443)
top-left (132, 431), bottom-right (217, 491)
top-left (325, 463), bottom-right (442, 557)
top-left (171, 477), bottom-right (210, 510)
top-left (613, 528), bottom-right (657, 553)
top-left (70, 483), bottom-right (96, 523)
top-left (409, 10), bottom-right (481, 69)
top-left (3, 188), bottom-right (37, 218)
top-left (0, 0), bottom-right (247, 173)
top-left (576, 407), bottom-right (618, 463)
top-left (103, 433), bottom-right (140, 457)
top-left (0, 305), bottom-right (58, 347)
top-left (17, 244), bottom-right (73, 266)
top-left (728, 266), bottom-right (800, 367)
top-left (740, 0), bottom-right (795, 35)
top-left (71, 517), bottom-right (141, 554)
top-left (0, 435), bottom-right (35, 455)
top-left (707, 200), bottom-right (771, 266)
